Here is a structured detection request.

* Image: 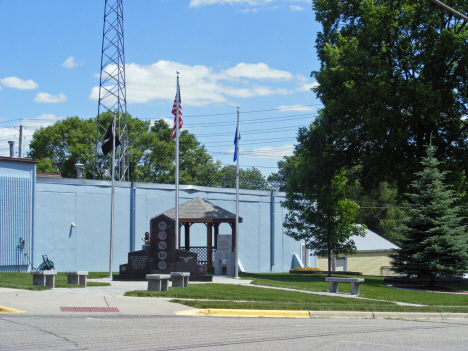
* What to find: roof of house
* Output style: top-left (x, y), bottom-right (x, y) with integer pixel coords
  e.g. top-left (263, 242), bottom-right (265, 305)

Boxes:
top-left (37, 172), bottom-right (61, 178)
top-left (156, 197), bottom-right (243, 224)
top-left (351, 227), bottom-right (399, 252)
top-left (0, 156), bottom-right (37, 164)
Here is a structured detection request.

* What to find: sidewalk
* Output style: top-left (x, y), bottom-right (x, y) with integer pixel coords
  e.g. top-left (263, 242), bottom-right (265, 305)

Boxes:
top-left (1, 276), bottom-right (467, 320)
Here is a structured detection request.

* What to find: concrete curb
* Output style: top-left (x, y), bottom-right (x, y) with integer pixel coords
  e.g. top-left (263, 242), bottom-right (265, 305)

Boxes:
top-left (175, 309), bottom-right (468, 320)
top-left (372, 312), bottom-right (468, 320)
top-left (309, 311), bottom-right (373, 319)
top-left (175, 309), bottom-right (310, 318)
top-left (0, 305), bottom-right (26, 314)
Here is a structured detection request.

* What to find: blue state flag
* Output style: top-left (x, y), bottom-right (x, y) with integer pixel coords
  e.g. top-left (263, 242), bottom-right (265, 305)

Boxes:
top-left (233, 126), bottom-right (241, 162)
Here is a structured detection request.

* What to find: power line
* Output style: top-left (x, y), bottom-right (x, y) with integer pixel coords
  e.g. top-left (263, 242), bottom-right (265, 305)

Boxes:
top-left (204, 137), bottom-right (295, 146)
top-left (195, 125), bottom-right (304, 137)
top-left (184, 113), bottom-right (316, 128)
top-left (0, 105), bottom-right (321, 125)
top-left (183, 104), bottom-right (321, 118)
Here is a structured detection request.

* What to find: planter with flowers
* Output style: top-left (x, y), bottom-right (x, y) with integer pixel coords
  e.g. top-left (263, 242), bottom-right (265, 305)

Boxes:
top-left (289, 267), bottom-right (324, 274)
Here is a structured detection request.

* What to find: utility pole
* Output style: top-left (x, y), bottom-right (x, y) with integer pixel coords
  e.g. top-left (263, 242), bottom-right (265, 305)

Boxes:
top-left (18, 125), bottom-right (23, 158)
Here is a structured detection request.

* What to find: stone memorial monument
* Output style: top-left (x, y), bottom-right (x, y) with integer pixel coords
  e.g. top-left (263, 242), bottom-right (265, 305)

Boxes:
top-left (214, 234), bottom-right (234, 276)
top-left (114, 214), bottom-right (210, 281)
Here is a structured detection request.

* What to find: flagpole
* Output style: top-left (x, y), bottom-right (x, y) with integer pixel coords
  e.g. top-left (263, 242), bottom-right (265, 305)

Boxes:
top-left (109, 108), bottom-right (116, 279)
top-left (234, 106), bottom-right (240, 279)
top-left (175, 71), bottom-right (180, 249)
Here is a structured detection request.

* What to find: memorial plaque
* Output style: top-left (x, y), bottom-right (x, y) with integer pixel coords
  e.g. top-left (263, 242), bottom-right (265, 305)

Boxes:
top-left (120, 249), bottom-right (149, 274)
top-left (216, 235), bottom-right (232, 260)
top-left (150, 214), bottom-right (176, 274)
top-left (175, 249), bottom-right (206, 275)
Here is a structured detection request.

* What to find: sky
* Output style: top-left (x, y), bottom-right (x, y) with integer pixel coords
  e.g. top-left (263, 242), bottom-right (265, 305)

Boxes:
top-left (0, 0), bottom-right (323, 178)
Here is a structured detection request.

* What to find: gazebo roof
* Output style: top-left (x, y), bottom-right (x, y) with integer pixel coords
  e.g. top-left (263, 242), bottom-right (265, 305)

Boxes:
top-left (157, 197), bottom-right (243, 224)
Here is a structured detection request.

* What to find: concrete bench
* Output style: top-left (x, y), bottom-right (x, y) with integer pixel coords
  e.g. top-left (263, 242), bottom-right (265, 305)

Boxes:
top-left (146, 274), bottom-right (170, 291)
top-left (65, 271), bottom-right (88, 287)
top-left (171, 272), bottom-right (190, 287)
top-left (325, 277), bottom-right (364, 295)
top-left (30, 270), bottom-right (57, 289)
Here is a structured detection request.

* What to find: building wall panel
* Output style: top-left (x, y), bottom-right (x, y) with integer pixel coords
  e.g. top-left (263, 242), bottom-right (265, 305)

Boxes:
top-left (29, 178), bottom-right (299, 273)
top-left (0, 176), bottom-right (32, 271)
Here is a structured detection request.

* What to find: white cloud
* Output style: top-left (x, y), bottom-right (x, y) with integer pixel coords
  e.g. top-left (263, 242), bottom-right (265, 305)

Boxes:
top-left (190, 0), bottom-right (260, 6)
top-left (223, 85), bottom-right (290, 98)
top-left (225, 144), bottom-right (294, 159)
top-left (0, 76), bottom-right (38, 90)
top-left (0, 114), bottom-right (61, 157)
top-left (22, 114), bottom-right (61, 129)
top-left (62, 56), bottom-right (83, 68)
top-left (34, 92), bottom-right (67, 103)
top-left (147, 117), bottom-right (174, 128)
top-left (276, 104), bottom-right (315, 112)
top-left (248, 145), bottom-right (294, 158)
top-left (289, 5), bottom-right (303, 11)
top-left (90, 60), bottom-right (298, 106)
top-left (189, 0), bottom-right (309, 8)
top-left (297, 81), bottom-right (320, 92)
top-left (222, 63), bottom-right (293, 81)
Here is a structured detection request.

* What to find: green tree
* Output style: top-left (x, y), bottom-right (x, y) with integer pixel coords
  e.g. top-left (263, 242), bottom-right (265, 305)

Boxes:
top-left (28, 116), bottom-right (97, 178)
top-left (29, 115), bottom-right (221, 186)
top-left (282, 125), bottom-right (365, 275)
top-left (219, 165), bottom-right (270, 190)
top-left (133, 119), bottom-right (222, 186)
top-left (96, 112), bottom-right (150, 180)
top-left (267, 156), bottom-right (298, 191)
top-left (348, 177), bottom-right (408, 245)
top-left (391, 146), bottom-right (468, 285)
top-left (270, 157), bottom-right (408, 244)
top-left (312, 0), bottom-right (468, 195)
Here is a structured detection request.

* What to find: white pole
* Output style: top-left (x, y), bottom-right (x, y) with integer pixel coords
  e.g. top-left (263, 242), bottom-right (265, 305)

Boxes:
top-left (175, 72), bottom-right (180, 249)
top-left (234, 106), bottom-right (240, 279)
top-left (109, 109), bottom-right (116, 278)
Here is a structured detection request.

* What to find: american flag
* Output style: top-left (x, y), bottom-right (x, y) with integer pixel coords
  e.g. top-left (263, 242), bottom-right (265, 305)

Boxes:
top-left (172, 86), bottom-right (182, 139)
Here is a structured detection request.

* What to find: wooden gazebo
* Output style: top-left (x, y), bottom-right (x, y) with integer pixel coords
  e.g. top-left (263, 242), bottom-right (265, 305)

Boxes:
top-left (159, 197), bottom-right (243, 272)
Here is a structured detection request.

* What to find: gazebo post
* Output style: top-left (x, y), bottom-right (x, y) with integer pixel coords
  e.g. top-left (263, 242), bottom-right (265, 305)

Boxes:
top-left (214, 223), bottom-right (219, 249)
top-left (179, 223), bottom-right (183, 250)
top-left (230, 222), bottom-right (235, 252)
top-left (207, 223), bottom-right (213, 273)
top-left (184, 223), bottom-right (190, 250)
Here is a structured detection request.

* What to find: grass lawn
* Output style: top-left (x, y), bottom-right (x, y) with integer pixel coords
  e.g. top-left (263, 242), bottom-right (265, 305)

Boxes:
top-left (0, 272), bottom-right (111, 290)
top-left (124, 273), bottom-right (468, 312)
top-left (241, 272), bottom-right (468, 307)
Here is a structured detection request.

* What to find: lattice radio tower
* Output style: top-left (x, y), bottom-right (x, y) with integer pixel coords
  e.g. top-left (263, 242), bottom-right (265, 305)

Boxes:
top-left (94, 0), bottom-right (129, 181)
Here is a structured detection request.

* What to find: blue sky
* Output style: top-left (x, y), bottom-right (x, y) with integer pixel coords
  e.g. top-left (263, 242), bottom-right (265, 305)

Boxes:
top-left (0, 0), bottom-right (323, 178)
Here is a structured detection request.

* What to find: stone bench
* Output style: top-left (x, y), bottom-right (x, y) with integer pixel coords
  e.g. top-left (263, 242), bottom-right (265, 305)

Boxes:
top-left (65, 271), bottom-right (88, 287)
top-left (171, 272), bottom-right (190, 288)
top-left (30, 270), bottom-right (57, 289)
top-left (146, 274), bottom-right (170, 291)
top-left (325, 277), bottom-right (365, 295)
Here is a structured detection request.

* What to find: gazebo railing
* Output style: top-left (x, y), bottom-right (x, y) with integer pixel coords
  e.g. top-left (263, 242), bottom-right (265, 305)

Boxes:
top-left (180, 246), bottom-right (226, 267)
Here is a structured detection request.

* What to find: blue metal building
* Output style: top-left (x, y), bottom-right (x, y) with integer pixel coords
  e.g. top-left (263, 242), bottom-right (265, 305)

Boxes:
top-left (0, 157), bottom-right (302, 273)
top-left (0, 157), bottom-right (36, 272)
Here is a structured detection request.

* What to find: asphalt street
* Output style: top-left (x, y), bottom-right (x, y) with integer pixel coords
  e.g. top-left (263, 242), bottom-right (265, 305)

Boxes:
top-left (1, 276), bottom-right (468, 350)
top-left (1, 315), bottom-right (468, 350)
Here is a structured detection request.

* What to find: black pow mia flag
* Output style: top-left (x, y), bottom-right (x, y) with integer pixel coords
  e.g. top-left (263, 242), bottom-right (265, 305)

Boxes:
top-left (102, 120), bottom-right (121, 156)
